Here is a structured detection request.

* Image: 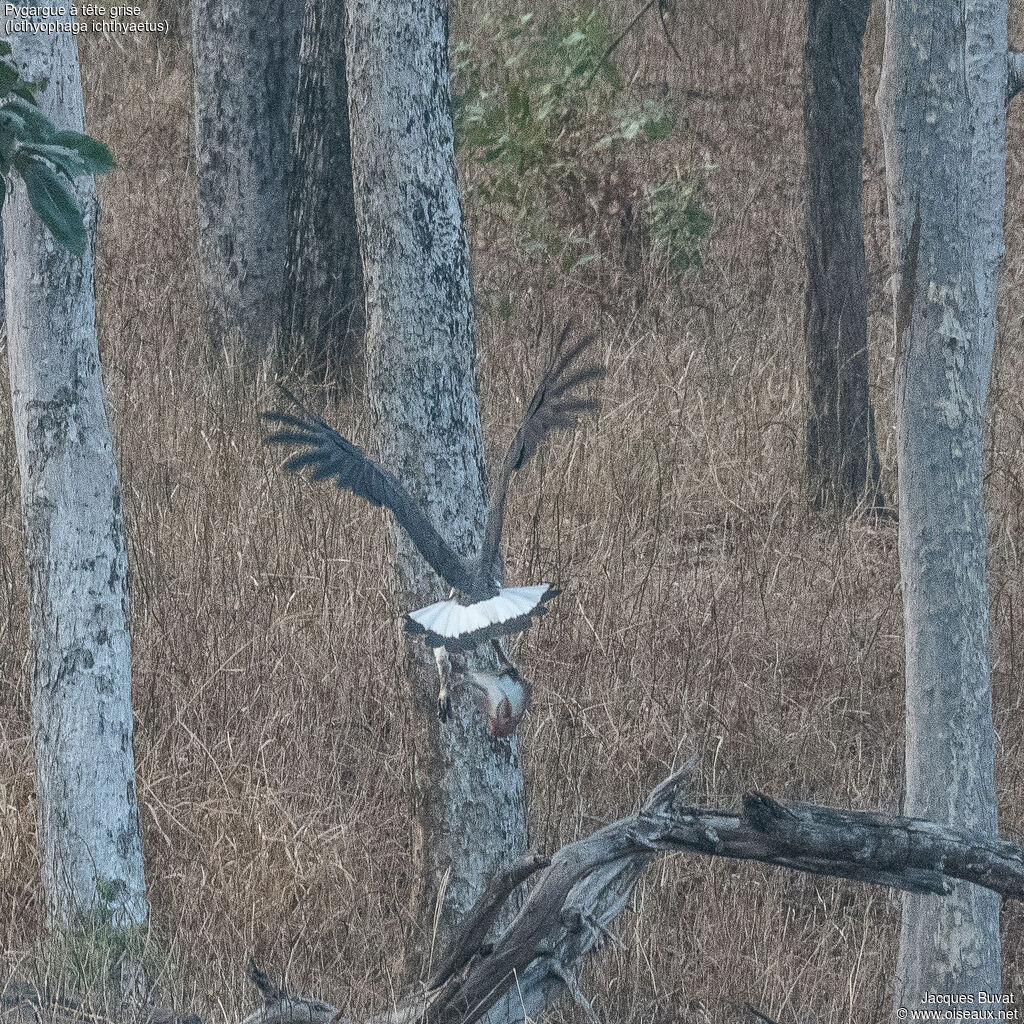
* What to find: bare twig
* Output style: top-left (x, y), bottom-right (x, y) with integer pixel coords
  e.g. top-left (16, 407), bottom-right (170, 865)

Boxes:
top-left (1008, 51), bottom-right (1024, 103)
top-left (654, 0), bottom-right (737, 103)
top-left (247, 961), bottom-right (286, 1005)
top-left (242, 962), bottom-right (336, 1024)
top-left (745, 1004), bottom-right (781, 1024)
top-left (582, 0), bottom-right (661, 91)
top-left (427, 852), bottom-right (550, 990)
top-left (656, 0), bottom-right (687, 79)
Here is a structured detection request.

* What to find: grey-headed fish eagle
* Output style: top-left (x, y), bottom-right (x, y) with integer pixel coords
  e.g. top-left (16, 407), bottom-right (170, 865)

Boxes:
top-left (264, 328), bottom-right (603, 654)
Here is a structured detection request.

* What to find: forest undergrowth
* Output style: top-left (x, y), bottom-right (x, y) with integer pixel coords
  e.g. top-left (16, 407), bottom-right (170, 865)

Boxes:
top-left (1, 1), bottom-right (1024, 1021)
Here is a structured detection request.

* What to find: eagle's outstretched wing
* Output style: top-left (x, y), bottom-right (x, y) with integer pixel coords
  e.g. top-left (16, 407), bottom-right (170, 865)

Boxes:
top-left (477, 326), bottom-right (605, 587)
top-left (264, 389), bottom-right (476, 595)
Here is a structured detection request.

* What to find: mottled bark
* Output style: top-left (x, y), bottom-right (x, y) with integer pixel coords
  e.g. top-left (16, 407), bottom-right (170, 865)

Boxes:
top-left (345, 0), bottom-right (528, 964)
top-left (191, 0), bottom-right (302, 357)
top-left (281, 0), bottom-right (363, 380)
top-left (803, 0), bottom-right (881, 512)
top-left (877, 0), bottom-right (1006, 1002)
top-left (1, 14), bottom-right (147, 929)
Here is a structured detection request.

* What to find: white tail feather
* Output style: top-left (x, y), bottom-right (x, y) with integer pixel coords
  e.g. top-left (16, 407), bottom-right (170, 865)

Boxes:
top-left (407, 584), bottom-right (555, 643)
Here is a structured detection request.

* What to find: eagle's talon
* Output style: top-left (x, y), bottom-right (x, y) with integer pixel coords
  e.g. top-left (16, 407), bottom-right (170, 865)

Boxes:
top-left (434, 646), bottom-right (452, 724)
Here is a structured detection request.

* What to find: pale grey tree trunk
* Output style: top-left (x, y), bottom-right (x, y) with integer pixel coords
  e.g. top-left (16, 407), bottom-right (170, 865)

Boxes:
top-left (345, 0), bottom-right (528, 970)
top-left (281, 0), bottom-right (363, 381)
top-left (877, 0), bottom-right (1006, 1003)
top-left (191, 0), bottom-right (302, 357)
top-left (2, 14), bottom-right (148, 930)
top-left (803, 0), bottom-right (882, 512)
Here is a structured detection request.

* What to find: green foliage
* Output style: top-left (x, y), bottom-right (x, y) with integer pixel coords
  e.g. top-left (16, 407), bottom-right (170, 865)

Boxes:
top-left (452, 5), bottom-right (710, 279)
top-left (647, 173), bottom-right (713, 274)
top-left (454, 9), bottom-right (622, 184)
top-left (0, 40), bottom-right (115, 254)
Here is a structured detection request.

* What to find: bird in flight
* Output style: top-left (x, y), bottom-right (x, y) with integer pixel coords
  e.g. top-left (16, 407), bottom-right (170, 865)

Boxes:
top-left (264, 326), bottom-right (603, 654)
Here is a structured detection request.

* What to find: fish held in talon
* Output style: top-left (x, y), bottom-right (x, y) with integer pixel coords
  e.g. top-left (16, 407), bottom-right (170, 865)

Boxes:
top-left (468, 639), bottom-right (532, 740)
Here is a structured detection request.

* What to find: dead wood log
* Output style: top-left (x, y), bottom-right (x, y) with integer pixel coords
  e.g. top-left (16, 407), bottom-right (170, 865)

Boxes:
top-left (242, 963), bottom-right (335, 1024)
top-left (0, 978), bottom-right (201, 1024)
top-left (243, 769), bottom-right (1024, 1024)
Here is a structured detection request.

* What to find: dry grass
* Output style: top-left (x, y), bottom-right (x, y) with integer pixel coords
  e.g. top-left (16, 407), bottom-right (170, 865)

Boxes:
top-left (1, 1), bottom-right (1023, 1021)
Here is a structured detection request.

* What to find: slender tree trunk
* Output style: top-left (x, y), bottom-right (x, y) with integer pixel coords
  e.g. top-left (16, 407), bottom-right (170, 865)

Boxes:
top-left (281, 0), bottom-right (363, 381)
top-left (877, 0), bottom-right (1006, 1002)
top-left (345, 0), bottom-right (528, 966)
top-left (191, 0), bottom-right (302, 357)
top-left (803, 0), bottom-right (882, 512)
top-left (2, 14), bottom-right (148, 931)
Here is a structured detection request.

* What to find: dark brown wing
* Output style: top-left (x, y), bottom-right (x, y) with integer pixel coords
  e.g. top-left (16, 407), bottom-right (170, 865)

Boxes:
top-left (476, 326), bottom-right (604, 587)
top-left (265, 387), bottom-right (476, 595)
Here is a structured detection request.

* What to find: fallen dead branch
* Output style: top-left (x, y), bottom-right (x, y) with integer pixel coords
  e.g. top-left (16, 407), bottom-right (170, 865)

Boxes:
top-left (244, 767), bottom-right (1024, 1024)
top-left (0, 978), bottom-right (199, 1024)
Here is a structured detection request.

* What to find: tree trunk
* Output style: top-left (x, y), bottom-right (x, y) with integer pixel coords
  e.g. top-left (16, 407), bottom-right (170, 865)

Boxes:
top-left (0, 227), bottom-right (6, 327)
top-left (876, 0), bottom-right (1006, 1002)
top-left (345, 0), bottom-right (528, 966)
top-left (2, 14), bottom-right (148, 931)
top-left (803, 0), bottom-right (882, 512)
top-left (191, 0), bottom-right (302, 358)
top-left (281, 0), bottom-right (363, 382)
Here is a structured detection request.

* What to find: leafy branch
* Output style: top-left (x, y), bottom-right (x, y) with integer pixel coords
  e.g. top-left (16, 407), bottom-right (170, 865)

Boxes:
top-left (452, 5), bottom-right (710, 285)
top-left (0, 40), bottom-right (114, 254)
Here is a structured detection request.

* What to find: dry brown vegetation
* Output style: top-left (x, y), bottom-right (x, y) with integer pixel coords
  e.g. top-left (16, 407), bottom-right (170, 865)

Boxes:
top-left (1, 0), bottom-right (1024, 1021)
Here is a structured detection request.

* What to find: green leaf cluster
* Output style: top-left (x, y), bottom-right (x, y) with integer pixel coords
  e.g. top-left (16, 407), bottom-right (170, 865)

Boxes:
top-left (647, 173), bottom-right (713, 274)
top-left (0, 40), bottom-right (115, 254)
top-left (454, 9), bottom-right (621, 185)
top-left (452, 5), bottom-right (710, 280)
